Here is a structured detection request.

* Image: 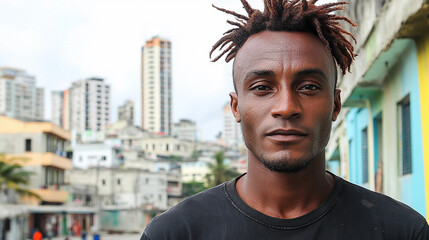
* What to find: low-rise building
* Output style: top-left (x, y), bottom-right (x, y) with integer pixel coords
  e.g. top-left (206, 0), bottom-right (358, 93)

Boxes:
top-left (173, 119), bottom-right (198, 142)
top-left (0, 116), bottom-right (71, 205)
top-left (142, 135), bottom-right (197, 159)
top-left (72, 143), bottom-right (123, 169)
top-left (0, 116), bottom-right (96, 239)
top-left (66, 168), bottom-right (180, 210)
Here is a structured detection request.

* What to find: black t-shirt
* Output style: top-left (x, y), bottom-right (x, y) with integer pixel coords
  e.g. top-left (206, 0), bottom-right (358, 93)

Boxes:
top-left (141, 173), bottom-right (428, 239)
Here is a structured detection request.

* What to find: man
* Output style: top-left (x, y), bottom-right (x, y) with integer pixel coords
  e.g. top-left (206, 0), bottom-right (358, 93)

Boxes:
top-left (141, 0), bottom-right (429, 239)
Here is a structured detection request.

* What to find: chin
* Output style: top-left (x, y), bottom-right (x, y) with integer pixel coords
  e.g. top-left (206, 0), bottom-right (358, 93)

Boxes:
top-left (257, 151), bottom-right (314, 173)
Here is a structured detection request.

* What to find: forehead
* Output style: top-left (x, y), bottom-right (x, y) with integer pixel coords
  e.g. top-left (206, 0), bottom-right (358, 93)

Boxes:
top-left (233, 31), bottom-right (335, 85)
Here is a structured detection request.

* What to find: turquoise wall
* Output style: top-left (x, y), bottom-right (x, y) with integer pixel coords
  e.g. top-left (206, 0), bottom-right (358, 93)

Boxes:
top-left (344, 41), bottom-right (426, 217)
top-left (397, 42), bottom-right (425, 216)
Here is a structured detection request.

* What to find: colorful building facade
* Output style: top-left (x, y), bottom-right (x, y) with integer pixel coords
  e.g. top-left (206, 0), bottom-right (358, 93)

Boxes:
top-left (326, 0), bottom-right (429, 218)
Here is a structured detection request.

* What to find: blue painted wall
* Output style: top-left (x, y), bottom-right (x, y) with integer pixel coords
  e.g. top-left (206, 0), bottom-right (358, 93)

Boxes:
top-left (397, 42), bottom-right (425, 216)
top-left (345, 41), bottom-right (426, 217)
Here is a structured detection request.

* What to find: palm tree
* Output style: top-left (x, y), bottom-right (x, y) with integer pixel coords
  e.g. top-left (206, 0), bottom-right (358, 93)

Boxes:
top-left (0, 154), bottom-right (40, 199)
top-left (206, 151), bottom-right (240, 187)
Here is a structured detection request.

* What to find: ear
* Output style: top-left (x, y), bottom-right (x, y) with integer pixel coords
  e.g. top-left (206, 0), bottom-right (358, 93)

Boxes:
top-left (332, 89), bottom-right (341, 121)
top-left (229, 92), bottom-right (241, 123)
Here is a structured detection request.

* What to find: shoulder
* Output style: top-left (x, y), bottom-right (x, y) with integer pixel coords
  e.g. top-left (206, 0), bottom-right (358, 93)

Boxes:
top-left (339, 178), bottom-right (428, 238)
top-left (142, 183), bottom-right (228, 239)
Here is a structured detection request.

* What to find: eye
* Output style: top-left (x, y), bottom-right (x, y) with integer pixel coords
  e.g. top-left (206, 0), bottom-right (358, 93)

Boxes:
top-left (252, 85), bottom-right (271, 91)
top-left (299, 84), bottom-right (320, 91)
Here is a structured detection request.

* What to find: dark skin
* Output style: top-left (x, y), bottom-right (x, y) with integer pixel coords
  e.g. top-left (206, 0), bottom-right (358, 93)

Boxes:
top-left (230, 31), bottom-right (341, 219)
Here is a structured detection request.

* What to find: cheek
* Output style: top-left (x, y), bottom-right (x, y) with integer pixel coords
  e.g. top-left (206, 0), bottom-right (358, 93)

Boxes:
top-left (239, 104), bottom-right (263, 136)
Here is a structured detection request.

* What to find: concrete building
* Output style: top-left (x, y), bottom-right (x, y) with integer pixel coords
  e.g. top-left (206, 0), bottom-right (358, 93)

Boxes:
top-left (118, 100), bottom-right (134, 126)
top-left (222, 102), bottom-right (243, 148)
top-left (173, 119), bottom-right (198, 142)
top-left (142, 135), bottom-right (197, 159)
top-left (0, 116), bottom-right (71, 205)
top-left (141, 36), bottom-right (172, 135)
top-left (105, 120), bottom-right (147, 150)
top-left (72, 143), bottom-right (123, 169)
top-left (51, 91), bottom-right (63, 127)
top-left (0, 205), bottom-right (29, 240)
top-left (0, 67), bottom-right (44, 121)
top-left (66, 168), bottom-right (180, 210)
top-left (0, 116), bottom-right (95, 239)
top-left (52, 77), bottom-right (110, 133)
top-left (51, 89), bottom-right (71, 130)
top-left (181, 161), bottom-right (210, 185)
top-left (326, 0), bottom-right (429, 218)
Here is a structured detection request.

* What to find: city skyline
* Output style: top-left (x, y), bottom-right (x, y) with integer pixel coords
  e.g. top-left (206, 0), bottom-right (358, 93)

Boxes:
top-left (0, 0), bottom-right (334, 141)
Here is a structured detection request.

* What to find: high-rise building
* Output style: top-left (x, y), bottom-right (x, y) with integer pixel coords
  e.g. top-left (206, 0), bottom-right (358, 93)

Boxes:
top-left (141, 36), bottom-right (172, 135)
top-left (51, 89), bottom-right (71, 129)
top-left (174, 119), bottom-right (198, 142)
top-left (0, 67), bottom-right (44, 121)
top-left (51, 77), bottom-right (110, 133)
top-left (223, 102), bottom-right (243, 148)
top-left (118, 100), bottom-right (134, 126)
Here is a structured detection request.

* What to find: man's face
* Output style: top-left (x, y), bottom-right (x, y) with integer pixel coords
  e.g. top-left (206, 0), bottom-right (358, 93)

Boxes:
top-left (231, 31), bottom-right (341, 173)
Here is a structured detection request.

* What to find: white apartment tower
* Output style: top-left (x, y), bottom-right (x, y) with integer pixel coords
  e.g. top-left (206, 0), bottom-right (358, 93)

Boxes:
top-left (223, 102), bottom-right (243, 148)
top-left (51, 77), bottom-right (110, 133)
top-left (0, 67), bottom-right (44, 121)
top-left (118, 100), bottom-right (134, 126)
top-left (141, 36), bottom-right (172, 135)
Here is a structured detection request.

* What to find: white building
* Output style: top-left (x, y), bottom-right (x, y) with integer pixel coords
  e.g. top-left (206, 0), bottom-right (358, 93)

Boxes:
top-left (118, 100), bottom-right (134, 126)
top-left (223, 102), bottom-right (243, 148)
top-left (181, 161), bottom-right (210, 185)
top-left (66, 168), bottom-right (180, 210)
top-left (141, 36), bottom-right (172, 135)
top-left (0, 67), bottom-right (44, 121)
top-left (174, 119), bottom-right (198, 142)
top-left (72, 143), bottom-right (122, 169)
top-left (142, 135), bottom-right (197, 159)
top-left (51, 91), bottom-right (63, 127)
top-left (52, 77), bottom-right (111, 133)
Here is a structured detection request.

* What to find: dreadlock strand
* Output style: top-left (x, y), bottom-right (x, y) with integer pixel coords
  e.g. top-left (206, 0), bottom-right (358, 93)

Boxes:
top-left (211, 43), bottom-right (235, 62)
top-left (312, 18), bottom-right (330, 50)
top-left (212, 4), bottom-right (249, 20)
top-left (331, 16), bottom-right (357, 27)
top-left (225, 49), bottom-right (238, 62)
top-left (227, 20), bottom-right (245, 28)
top-left (240, 0), bottom-right (254, 16)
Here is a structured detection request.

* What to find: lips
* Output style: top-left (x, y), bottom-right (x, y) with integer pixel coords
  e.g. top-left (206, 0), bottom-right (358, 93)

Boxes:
top-left (265, 128), bottom-right (307, 142)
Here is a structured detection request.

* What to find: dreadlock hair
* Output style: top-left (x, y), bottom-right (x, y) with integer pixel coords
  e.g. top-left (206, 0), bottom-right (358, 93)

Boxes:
top-left (209, 0), bottom-right (357, 78)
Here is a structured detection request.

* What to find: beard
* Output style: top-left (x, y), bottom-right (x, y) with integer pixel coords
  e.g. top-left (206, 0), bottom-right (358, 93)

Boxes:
top-left (257, 154), bottom-right (313, 173)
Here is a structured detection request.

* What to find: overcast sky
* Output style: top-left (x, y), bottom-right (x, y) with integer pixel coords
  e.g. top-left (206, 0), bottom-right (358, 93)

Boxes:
top-left (0, 0), bottom-right (334, 141)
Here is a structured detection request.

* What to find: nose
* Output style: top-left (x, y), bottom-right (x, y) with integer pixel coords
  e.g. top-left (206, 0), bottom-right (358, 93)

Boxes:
top-left (270, 87), bottom-right (302, 119)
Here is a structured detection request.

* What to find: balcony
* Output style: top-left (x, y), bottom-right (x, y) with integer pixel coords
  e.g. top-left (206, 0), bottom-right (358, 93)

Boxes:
top-left (32, 188), bottom-right (69, 203)
top-left (20, 188), bottom-right (69, 205)
top-left (7, 152), bottom-right (72, 170)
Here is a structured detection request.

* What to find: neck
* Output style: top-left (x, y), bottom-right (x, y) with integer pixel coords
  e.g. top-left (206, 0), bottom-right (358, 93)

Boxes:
top-left (236, 151), bottom-right (334, 219)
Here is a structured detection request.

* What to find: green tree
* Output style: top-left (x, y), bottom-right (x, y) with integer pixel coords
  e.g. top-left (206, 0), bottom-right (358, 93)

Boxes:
top-left (182, 181), bottom-right (207, 197)
top-left (0, 154), bottom-right (40, 199)
top-left (206, 151), bottom-right (240, 187)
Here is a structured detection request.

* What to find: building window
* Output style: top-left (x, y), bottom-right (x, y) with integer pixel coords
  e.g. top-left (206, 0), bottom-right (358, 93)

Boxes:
top-left (117, 179), bottom-right (121, 185)
top-left (25, 139), bottom-right (32, 152)
top-left (399, 97), bottom-right (412, 175)
top-left (102, 179), bottom-right (106, 186)
top-left (101, 156), bottom-right (107, 161)
top-left (362, 127), bottom-right (368, 184)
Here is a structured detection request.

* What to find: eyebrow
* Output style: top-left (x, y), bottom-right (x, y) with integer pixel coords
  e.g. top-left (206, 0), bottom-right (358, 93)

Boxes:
top-left (242, 70), bottom-right (275, 83)
top-left (294, 68), bottom-right (328, 82)
top-left (242, 68), bottom-right (328, 83)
